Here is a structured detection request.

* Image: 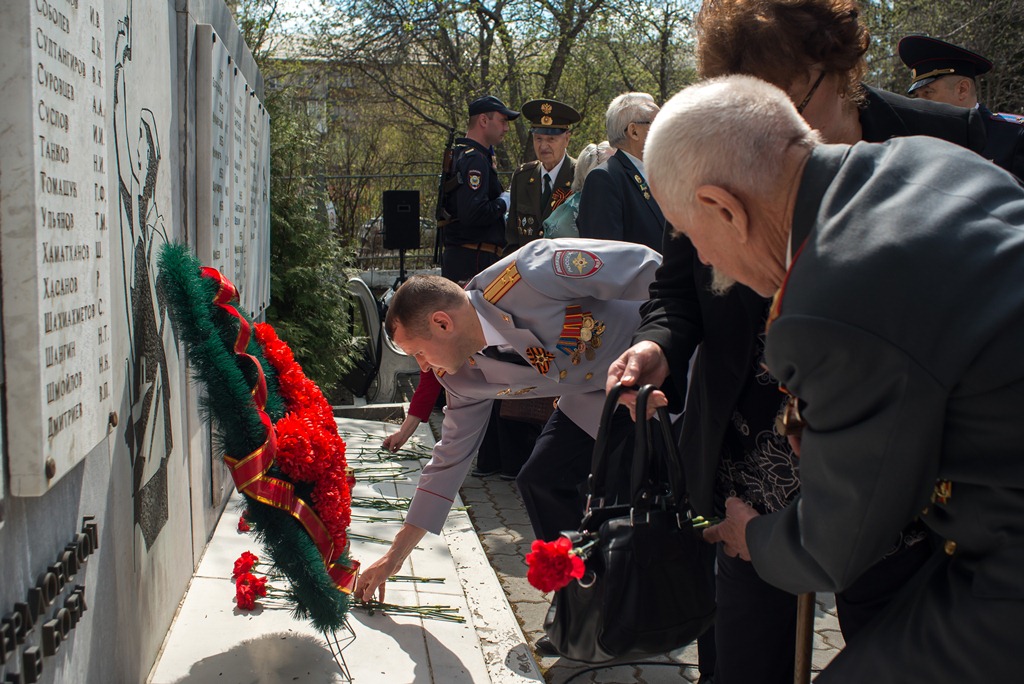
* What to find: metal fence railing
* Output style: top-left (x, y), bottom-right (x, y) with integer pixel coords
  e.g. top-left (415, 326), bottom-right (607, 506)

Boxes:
top-left (320, 170), bottom-right (514, 273)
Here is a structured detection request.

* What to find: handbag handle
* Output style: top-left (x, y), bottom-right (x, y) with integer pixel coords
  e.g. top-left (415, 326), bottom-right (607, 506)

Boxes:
top-left (587, 382), bottom-right (631, 502)
top-left (589, 384), bottom-right (691, 514)
top-left (630, 385), bottom-right (658, 506)
top-left (631, 385), bottom-right (690, 512)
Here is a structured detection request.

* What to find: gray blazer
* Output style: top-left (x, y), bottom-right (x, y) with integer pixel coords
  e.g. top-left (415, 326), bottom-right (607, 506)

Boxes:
top-left (754, 138), bottom-right (1024, 680)
top-left (405, 238), bottom-right (661, 533)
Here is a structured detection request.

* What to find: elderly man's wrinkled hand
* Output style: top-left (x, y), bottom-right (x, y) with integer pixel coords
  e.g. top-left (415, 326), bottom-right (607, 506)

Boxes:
top-left (605, 341), bottom-right (671, 419)
top-left (702, 497), bottom-right (759, 561)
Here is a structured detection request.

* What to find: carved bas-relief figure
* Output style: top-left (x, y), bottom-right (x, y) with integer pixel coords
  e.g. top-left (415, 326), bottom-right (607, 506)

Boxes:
top-left (113, 1), bottom-right (175, 549)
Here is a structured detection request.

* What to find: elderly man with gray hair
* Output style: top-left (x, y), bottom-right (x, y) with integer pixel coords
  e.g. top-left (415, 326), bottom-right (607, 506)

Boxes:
top-left (576, 93), bottom-right (666, 251)
top-left (640, 73), bottom-right (1024, 682)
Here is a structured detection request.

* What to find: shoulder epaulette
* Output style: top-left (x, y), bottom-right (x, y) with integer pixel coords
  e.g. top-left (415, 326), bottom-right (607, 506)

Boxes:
top-left (991, 112), bottom-right (1024, 126)
top-left (483, 262), bottom-right (521, 304)
top-left (515, 160), bottom-right (541, 173)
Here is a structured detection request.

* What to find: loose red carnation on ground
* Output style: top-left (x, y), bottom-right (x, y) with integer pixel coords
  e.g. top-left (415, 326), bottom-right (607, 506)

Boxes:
top-left (235, 582), bottom-right (256, 610)
top-left (232, 551), bottom-right (259, 579)
top-left (525, 536), bottom-right (586, 592)
top-left (237, 515), bottom-right (251, 533)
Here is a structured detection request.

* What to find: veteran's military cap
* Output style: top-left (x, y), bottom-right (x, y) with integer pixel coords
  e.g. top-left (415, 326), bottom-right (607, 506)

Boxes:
top-left (899, 35), bottom-right (993, 95)
top-left (468, 95), bottom-right (520, 119)
top-left (521, 99), bottom-right (582, 135)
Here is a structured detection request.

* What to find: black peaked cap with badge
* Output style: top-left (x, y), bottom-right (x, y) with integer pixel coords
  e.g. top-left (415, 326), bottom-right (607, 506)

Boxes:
top-left (521, 99), bottom-right (582, 135)
top-left (899, 35), bottom-right (993, 95)
top-left (468, 95), bottom-right (521, 119)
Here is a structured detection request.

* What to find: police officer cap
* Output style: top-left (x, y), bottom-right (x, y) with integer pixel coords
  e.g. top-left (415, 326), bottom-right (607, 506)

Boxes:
top-left (468, 95), bottom-right (520, 119)
top-left (521, 99), bottom-right (582, 136)
top-left (899, 35), bottom-right (993, 95)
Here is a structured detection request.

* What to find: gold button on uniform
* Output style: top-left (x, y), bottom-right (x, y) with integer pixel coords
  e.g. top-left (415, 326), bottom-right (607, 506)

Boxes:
top-left (559, 370), bottom-right (567, 379)
top-left (585, 372), bottom-right (593, 380)
top-left (944, 540), bottom-right (957, 556)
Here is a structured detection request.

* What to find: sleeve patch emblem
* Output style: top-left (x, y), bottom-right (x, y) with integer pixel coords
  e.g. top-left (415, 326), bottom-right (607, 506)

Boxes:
top-left (552, 249), bottom-right (603, 277)
top-left (468, 169), bottom-right (482, 190)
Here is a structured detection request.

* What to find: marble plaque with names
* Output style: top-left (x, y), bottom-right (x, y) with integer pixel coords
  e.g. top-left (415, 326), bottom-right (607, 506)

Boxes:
top-left (0, 0), bottom-right (113, 495)
top-left (195, 24), bottom-right (234, 280)
top-left (230, 67), bottom-right (250, 297)
top-left (244, 94), bottom-right (263, 317)
top-left (259, 108), bottom-right (272, 315)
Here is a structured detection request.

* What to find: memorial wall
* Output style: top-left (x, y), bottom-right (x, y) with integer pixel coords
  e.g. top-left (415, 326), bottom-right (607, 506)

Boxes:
top-left (0, 0), bottom-right (268, 680)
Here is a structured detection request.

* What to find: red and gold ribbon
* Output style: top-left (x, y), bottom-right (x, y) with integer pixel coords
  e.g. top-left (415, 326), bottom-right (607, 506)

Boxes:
top-left (200, 266), bottom-right (359, 594)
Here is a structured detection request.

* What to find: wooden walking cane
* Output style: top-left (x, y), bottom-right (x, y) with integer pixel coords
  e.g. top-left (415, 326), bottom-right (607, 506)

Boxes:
top-left (794, 592), bottom-right (816, 684)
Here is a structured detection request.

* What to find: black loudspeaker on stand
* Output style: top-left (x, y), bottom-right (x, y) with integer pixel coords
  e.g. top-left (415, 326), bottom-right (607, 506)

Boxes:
top-left (382, 190), bottom-right (420, 286)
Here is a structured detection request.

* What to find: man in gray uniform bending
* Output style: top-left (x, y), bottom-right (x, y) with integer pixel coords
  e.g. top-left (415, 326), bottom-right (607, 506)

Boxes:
top-left (355, 238), bottom-right (661, 603)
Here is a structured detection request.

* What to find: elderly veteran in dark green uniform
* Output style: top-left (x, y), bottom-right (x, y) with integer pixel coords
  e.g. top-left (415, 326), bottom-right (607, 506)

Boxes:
top-left (505, 99), bottom-right (582, 251)
top-left (900, 34), bottom-right (1024, 180)
top-left (649, 74), bottom-right (1024, 683)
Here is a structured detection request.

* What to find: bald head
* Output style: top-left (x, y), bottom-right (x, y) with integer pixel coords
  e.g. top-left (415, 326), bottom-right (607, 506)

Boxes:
top-left (646, 75), bottom-right (821, 296)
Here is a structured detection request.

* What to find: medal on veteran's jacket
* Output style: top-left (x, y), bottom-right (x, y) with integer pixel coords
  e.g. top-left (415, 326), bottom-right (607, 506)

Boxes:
top-left (526, 347), bottom-right (555, 375)
top-left (557, 306), bottom-right (605, 365)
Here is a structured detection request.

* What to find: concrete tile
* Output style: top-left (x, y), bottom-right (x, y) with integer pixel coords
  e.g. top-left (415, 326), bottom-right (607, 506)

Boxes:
top-left (490, 552), bottom-right (529, 579)
top-left (665, 639), bottom-right (701, 665)
top-left (818, 628), bottom-right (846, 651)
top-left (816, 592), bottom-right (838, 614)
top-left (811, 642), bottom-right (840, 673)
top-left (513, 601), bottom-right (552, 636)
top-left (482, 531), bottom-right (526, 556)
top-left (500, 577), bottom-right (550, 608)
top-left (814, 608), bottom-right (842, 633)
top-left (546, 662), bottom-right (596, 683)
top-left (636, 663), bottom-right (699, 684)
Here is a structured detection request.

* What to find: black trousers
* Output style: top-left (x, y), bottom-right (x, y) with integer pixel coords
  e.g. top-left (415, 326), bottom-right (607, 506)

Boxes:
top-left (474, 402), bottom-right (542, 478)
top-left (441, 244), bottom-right (501, 283)
top-left (713, 532), bottom-right (935, 684)
top-left (516, 407), bottom-right (635, 542)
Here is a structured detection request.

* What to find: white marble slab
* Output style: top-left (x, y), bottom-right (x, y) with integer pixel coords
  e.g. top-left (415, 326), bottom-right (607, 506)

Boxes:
top-left (0, 0), bottom-right (114, 495)
top-left (195, 23), bottom-right (234, 280)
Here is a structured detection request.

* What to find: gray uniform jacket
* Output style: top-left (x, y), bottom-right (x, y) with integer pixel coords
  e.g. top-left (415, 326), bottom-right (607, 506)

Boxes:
top-left (405, 238), bottom-right (662, 533)
top-left (754, 137), bottom-right (1024, 681)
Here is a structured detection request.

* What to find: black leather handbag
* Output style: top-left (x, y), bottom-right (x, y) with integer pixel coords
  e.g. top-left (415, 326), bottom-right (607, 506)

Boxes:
top-left (543, 384), bottom-right (716, 663)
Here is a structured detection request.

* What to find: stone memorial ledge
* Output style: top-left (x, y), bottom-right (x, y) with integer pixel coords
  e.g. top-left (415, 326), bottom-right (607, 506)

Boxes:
top-left (148, 414), bottom-right (542, 683)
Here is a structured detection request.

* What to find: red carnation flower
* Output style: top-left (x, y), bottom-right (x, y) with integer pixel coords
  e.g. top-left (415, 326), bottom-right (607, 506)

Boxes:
top-left (235, 582), bottom-right (256, 610)
top-left (237, 572), bottom-right (268, 598)
top-left (232, 551), bottom-right (259, 579)
top-left (525, 536), bottom-right (586, 593)
top-left (237, 515), bottom-right (251, 533)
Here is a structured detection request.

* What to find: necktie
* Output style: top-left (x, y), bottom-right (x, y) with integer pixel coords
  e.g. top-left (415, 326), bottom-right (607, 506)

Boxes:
top-left (542, 173), bottom-right (553, 209)
top-left (482, 346), bottom-right (529, 366)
